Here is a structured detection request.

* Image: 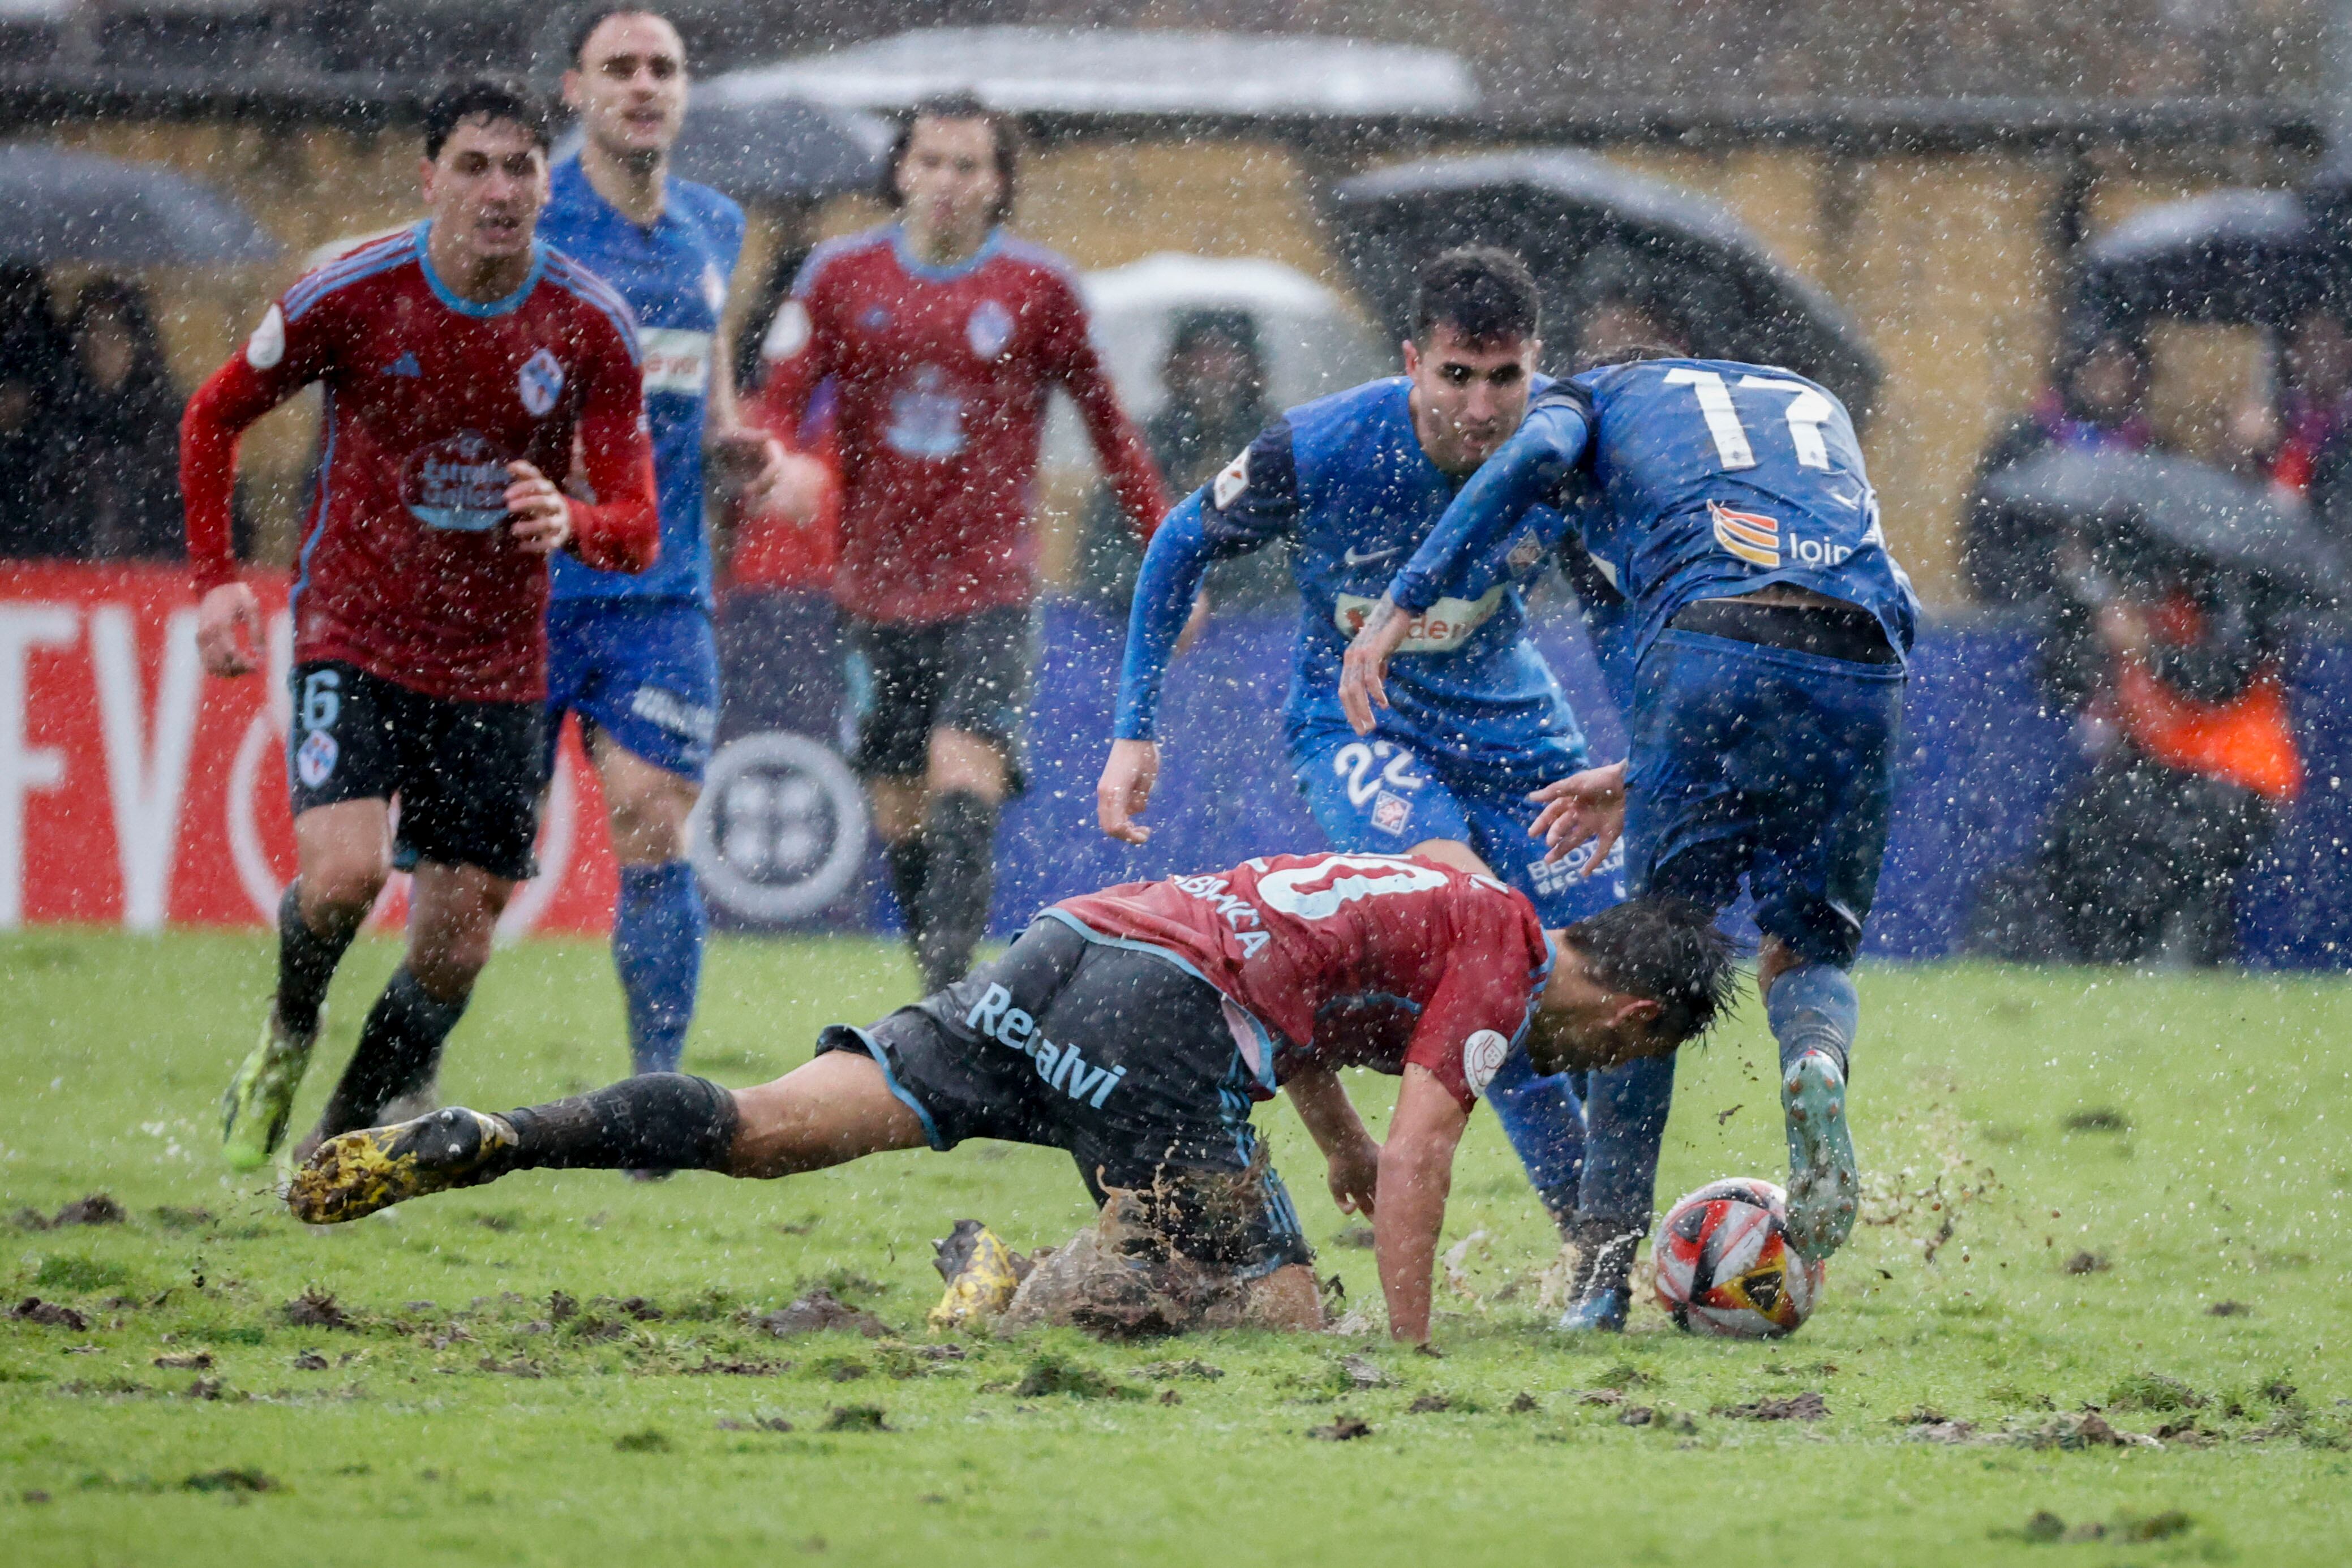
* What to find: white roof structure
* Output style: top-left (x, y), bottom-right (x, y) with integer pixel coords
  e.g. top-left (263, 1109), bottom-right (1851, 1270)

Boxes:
top-left (702, 26), bottom-right (1482, 119)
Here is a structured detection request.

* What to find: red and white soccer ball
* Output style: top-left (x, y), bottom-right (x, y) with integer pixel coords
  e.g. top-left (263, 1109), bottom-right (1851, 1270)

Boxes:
top-left (1653, 1177), bottom-right (1826, 1339)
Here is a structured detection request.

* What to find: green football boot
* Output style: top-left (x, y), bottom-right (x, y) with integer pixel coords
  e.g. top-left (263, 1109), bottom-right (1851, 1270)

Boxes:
top-left (220, 1009), bottom-right (317, 1173)
top-left (1782, 1049), bottom-right (1858, 1263)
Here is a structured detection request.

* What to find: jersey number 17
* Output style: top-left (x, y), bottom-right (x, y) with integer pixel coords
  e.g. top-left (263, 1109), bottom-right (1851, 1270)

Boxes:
top-left (1666, 368), bottom-right (1835, 472)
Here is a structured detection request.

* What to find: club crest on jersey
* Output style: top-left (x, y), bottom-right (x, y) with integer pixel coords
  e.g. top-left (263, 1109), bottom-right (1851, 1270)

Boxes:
top-left (1213, 447), bottom-right (1251, 510)
top-left (967, 299), bottom-right (1014, 360)
top-left (1710, 499), bottom-right (1781, 568)
top-left (1461, 1030), bottom-right (1509, 1099)
top-left (517, 349), bottom-right (565, 416)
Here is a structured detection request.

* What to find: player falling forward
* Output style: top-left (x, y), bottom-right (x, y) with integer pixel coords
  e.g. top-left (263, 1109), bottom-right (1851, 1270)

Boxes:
top-left (757, 93), bottom-right (1167, 994)
top-left (1098, 247), bottom-right (1675, 1331)
top-left (1343, 353), bottom-right (1918, 1262)
top-left (540, 10), bottom-right (791, 1094)
top-left (287, 851), bottom-right (1732, 1344)
top-left (191, 81), bottom-right (658, 1172)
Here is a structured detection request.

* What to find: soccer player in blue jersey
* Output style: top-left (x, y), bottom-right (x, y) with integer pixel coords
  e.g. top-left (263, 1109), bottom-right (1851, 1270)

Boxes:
top-left (540, 10), bottom-right (792, 1098)
top-left (1097, 248), bottom-right (1681, 1325)
top-left (1341, 351), bottom-right (1918, 1267)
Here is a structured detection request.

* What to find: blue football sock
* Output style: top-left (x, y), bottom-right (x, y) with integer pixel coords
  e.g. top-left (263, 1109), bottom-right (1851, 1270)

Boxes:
top-left (1577, 1051), bottom-right (1676, 1227)
top-left (1485, 1046), bottom-right (1587, 1226)
top-left (615, 861), bottom-right (706, 1076)
top-left (1766, 963), bottom-right (1859, 1080)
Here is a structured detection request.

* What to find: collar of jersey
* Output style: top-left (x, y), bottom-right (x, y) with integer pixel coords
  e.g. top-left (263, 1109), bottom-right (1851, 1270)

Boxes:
top-left (552, 156), bottom-right (679, 237)
top-left (413, 221), bottom-right (547, 317)
top-left (889, 222), bottom-right (1004, 282)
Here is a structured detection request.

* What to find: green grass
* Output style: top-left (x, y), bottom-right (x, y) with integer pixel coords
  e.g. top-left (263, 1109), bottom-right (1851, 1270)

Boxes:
top-left (3, 930), bottom-right (2350, 1565)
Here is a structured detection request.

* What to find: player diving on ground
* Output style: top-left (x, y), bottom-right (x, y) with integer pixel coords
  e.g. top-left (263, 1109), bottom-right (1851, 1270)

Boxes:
top-left (1341, 353), bottom-right (1917, 1264)
top-left (285, 852), bottom-right (1732, 1344)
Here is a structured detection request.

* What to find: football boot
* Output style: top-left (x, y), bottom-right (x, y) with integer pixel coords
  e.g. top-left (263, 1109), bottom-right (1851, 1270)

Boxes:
top-left (286, 1107), bottom-right (516, 1225)
top-left (221, 1008), bottom-right (318, 1173)
top-left (1782, 1049), bottom-right (1858, 1262)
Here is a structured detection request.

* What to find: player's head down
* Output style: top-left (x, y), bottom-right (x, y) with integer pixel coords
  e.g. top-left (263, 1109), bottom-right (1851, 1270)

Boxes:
top-left (1402, 246), bottom-right (1543, 475)
top-left (1527, 897), bottom-right (1738, 1073)
top-left (420, 80), bottom-right (553, 260)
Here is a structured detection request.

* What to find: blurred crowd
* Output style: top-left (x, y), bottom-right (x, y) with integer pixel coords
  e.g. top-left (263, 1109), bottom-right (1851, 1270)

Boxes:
top-left (0, 265), bottom-right (183, 563)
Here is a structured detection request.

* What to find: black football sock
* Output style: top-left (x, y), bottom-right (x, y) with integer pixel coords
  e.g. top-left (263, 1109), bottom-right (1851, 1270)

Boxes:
top-left (915, 790), bottom-right (998, 994)
top-left (274, 882), bottom-right (362, 1039)
top-left (884, 834), bottom-right (930, 947)
top-left (498, 1073), bottom-right (739, 1174)
top-left (314, 968), bottom-right (468, 1140)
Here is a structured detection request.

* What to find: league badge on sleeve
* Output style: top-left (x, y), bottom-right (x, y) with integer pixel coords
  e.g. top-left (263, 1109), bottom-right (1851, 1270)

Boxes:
top-left (762, 300), bottom-right (811, 362)
top-left (1213, 447), bottom-right (1251, 510)
top-left (517, 349), bottom-right (566, 417)
top-left (1461, 1030), bottom-right (1509, 1099)
top-left (246, 304), bottom-right (286, 370)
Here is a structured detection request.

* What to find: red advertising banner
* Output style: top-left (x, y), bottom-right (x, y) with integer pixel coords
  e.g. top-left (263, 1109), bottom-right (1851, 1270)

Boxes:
top-left (0, 562), bottom-right (617, 935)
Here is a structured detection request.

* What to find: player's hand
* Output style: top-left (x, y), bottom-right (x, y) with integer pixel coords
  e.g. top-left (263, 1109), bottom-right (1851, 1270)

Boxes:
top-left (1338, 594), bottom-right (1411, 736)
top-left (1096, 738), bottom-right (1161, 845)
top-left (1326, 1135), bottom-right (1381, 1218)
top-left (505, 461), bottom-right (573, 555)
top-left (708, 426), bottom-right (792, 512)
top-left (196, 581), bottom-right (263, 678)
top-left (752, 450), bottom-right (834, 529)
top-left (1528, 761), bottom-right (1628, 870)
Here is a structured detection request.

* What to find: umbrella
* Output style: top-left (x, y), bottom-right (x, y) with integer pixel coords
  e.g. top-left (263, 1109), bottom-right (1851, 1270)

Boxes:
top-left (0, 146), bottom-right (279, 268)
top-left (1325, 151), bottom-right (1881, 426)
top-left (1981, 445), bottom-right (2351, 604)
top-left (552, 100), bottom-right (891, 205)
top-left (2074, 187), bottom-right (2331, 328)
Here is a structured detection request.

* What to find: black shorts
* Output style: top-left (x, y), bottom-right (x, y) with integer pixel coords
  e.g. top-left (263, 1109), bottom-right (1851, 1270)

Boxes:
top-left (845, 606), bottom-right (1036, 786)
top-left (286, 661), bottom-right (544, 883)
top-left (818, 916), bottom-right (1311, 1275)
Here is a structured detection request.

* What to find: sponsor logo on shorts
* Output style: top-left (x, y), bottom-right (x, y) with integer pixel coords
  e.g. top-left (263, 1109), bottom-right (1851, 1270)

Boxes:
top-left (965, 982), bottom-right (1130, 1107)
top-left (1371, 789), bottom-right (1413, 836)
top-left (1710, 500), bottom-right (1781, 568)
top-left (295, 729), bottom-right (338, 788)
top-left (629, 685), bottom-right (718, 744)
top-left (1461, 1029), bottom-right (1509, 1099)
top-left (518, 348), bottom-right (565, 417)
top-left (1526, 837), bottom-right (1624, 899)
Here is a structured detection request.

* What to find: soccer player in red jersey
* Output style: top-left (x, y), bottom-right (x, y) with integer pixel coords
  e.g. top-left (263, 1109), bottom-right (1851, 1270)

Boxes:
top-left (287, 852), bottom-right (1731, 1344)
top-left (186, 81), bottom-right (659, 1174)
top-left (755, 94), bottom-right (1168, 993)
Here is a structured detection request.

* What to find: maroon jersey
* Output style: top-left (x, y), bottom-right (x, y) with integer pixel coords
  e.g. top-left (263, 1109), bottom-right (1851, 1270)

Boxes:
top-left (1053, 852), bottom-right (1555, 1111)
top-left (183, 224), bottom-right (658, 703)
top-left (754, 224), bottom-right (1166, 625)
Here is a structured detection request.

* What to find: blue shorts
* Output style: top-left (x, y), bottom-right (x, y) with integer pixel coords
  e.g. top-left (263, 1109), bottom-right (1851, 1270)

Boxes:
top-left (1291, 729), bottom-right (1623, 928)
top-left (545, 600), bottom-right (721, 784)
top-left (1624, 629), bottom-right (1905, 966)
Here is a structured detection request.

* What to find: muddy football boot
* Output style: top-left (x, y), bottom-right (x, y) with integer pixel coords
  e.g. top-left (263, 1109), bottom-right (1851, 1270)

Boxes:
top-left (1782, 1049), bottom-right (1858, 1262)
top-left (221, 1008), bottom-right (319, 1173)
top-left (929, 1218), bottom-right (1024, 1330)
top-left (285, 1107), bottom-right (516, 1225)
top-left (1555, 1219), bottom-right (1641, 1335)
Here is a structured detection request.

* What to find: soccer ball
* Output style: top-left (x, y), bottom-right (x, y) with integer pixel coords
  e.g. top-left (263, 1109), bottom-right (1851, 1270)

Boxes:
top-left (1653, 1177), bottom-right (1825, 1338)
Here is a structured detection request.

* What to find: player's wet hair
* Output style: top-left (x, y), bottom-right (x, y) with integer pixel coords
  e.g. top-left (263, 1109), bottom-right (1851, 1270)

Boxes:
top-left (1571, 342), bottom-right (1689, 373)
top-left (885, 93), bottom-right (1019, 227)
top-left (1413, 246), bottom-right (1540, 349)
top-left (568, 6), bottom-right (680, 67)
top-left (1561, 896), bottom-right (1739, 1044)
top-left (423, 79), bottom-right (553, 162)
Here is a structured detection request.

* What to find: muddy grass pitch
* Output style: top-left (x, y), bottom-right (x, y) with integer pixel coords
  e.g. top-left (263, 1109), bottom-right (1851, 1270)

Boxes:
top-left (5, 930), bottom-right (2349, 1565)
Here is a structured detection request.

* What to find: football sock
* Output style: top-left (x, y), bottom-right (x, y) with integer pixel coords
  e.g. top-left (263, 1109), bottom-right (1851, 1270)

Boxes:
top-left (1568, 1212), bottom-right (1647, 1293)
top-left (274, 881), bottom-right (361, 1038)
top-left (613, 861), bottom-right (706, 1076)
top-left (1578, 1052), bottom-right (1677, 1226)
top-left (884, 834), bottom-right (930, 946)
top-left (916, 790), bottom-right (997, 994)
top-left (1766, 963), bottom-right (1859, 1080)
top-left (499, 1072), bottom-right (739, 1174)
top-left (1483, 1046), bottom-right (1586, 1227)
top-left (315, 968), bottom-right (469, 1139)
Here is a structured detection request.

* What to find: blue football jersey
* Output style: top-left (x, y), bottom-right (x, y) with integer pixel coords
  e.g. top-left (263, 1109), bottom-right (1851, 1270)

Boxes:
top-left (1394, 358), bottom-right (1918, 663)
top-left (1196, 376), bottom-right (1589, 776)
top-left (542, 158), bottom-right (745, 609)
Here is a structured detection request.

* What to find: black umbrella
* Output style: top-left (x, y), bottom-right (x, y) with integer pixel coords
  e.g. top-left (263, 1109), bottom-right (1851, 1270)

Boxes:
top-left (556, 100), bottom-right (889, 204)
top-left (2074, 187), bottom-right (2332, 328)
top-left (0, 147), bottom-right (278, 268)
top-left (1326, 151), bottom-right (1882, 426)
top-left (1981, 445), bottom-right (2351, 603)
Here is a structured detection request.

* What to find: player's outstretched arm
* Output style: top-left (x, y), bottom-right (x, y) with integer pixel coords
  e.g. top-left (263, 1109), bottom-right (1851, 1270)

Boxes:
top-left (1101, 493), bottom-right (1220, 843)
top-left (1380, 398), bottom-right (1593, 623)
top-left (1372, 1065), bottom-right (1470, 1343)
top-left (1285, 1067), bottom-right (1382, 1218)
top-left (1527, 760), bottom-right (1629, 869)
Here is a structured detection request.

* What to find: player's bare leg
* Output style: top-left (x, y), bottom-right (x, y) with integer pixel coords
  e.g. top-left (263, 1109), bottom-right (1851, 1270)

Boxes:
top-left (287, 1051), bottom-right (925, 1223)
top-left (221, 800), bottom-right (390, 1171)
top-left (1761, 938), bottom-right (1860, 1262)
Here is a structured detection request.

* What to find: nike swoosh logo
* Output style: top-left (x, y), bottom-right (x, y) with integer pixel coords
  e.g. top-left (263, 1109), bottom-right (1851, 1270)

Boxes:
top-left (1342, 544), bottom-right (1402, 568)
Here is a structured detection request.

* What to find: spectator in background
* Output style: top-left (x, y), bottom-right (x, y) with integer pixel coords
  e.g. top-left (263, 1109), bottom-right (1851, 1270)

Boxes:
top-left (2247, 309), bottom-right (2352, 541)
top-left (1964, 329), bottom-right (2158, 605)
top-left (50, 278), bottom-right (183, 561)
top-left (1076, 307), bottom-right (1285, 615)
top-left (0, 264), bottom-right (68, 558)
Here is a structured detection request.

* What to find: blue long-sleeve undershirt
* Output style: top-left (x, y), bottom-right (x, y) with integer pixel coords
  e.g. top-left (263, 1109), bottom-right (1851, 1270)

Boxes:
top-left (1387, 401), bottom-right (1593, 615)
top-left (1114, 491), bottom-right (1220, 742)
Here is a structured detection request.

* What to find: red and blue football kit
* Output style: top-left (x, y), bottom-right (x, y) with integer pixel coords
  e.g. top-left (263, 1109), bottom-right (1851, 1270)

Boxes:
top-left (182, 222), bottom-right (659, 704)
top-left (754, 224), bottom-right (1165, 625)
